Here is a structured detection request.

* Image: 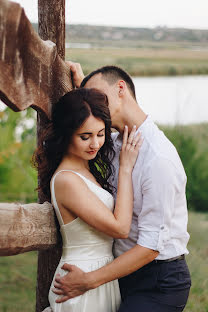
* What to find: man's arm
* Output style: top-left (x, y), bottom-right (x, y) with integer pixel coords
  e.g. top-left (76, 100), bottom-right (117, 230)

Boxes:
top-left (86, 245), bottom-right (158, 288)
top-left (66, 61), bottom-right (84, 88)
top-left (53, 245), bottom-right (158, 303)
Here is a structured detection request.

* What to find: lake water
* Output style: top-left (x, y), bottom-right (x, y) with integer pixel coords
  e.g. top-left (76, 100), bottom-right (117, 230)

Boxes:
top-left (133, 75), bottom-right (208, 125)
top-left (1, 75), bottom-right (208, 126)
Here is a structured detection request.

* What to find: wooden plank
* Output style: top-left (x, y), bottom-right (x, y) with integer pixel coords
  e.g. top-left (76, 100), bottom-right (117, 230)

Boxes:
top-left (0, 202), bottom-right (57, 256)
top-left (0, 0), bottom-right (72, 118)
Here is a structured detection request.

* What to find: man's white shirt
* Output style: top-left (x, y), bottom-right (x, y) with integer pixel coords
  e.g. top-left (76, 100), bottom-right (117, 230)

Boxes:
top-left (110, 116), bottom-right (190, 260)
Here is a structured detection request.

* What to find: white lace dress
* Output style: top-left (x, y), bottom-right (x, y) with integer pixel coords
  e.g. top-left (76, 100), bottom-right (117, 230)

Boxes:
top-left (48, 170), bottom-right (121, 312)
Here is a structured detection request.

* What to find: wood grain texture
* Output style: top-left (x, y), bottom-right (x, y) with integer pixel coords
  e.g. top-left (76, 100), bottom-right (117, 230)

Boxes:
top-left (38, 0), bottom-right (65, 60)
top-left (0, 0), bottom-right (72, 118)
top-left (0, 202), bottom-right (58, 256)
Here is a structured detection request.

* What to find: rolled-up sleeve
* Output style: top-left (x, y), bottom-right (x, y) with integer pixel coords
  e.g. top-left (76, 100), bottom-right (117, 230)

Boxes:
top-left (137, 157), bottom-right (179, 252)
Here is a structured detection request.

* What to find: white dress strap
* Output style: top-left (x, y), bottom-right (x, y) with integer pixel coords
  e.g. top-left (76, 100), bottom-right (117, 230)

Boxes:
top-left (51, 169), bottom-right (79, 226)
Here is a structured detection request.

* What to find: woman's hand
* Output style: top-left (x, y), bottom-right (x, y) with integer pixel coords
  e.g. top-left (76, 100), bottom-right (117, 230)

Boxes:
top-left (119, 125), bottom-right (143, 173)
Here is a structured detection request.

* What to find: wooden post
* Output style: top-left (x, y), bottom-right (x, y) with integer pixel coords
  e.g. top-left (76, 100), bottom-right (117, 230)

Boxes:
top-left (36, 1), bottom-right (65, 311)
top-left (38, 0), bottom-right (65, 60)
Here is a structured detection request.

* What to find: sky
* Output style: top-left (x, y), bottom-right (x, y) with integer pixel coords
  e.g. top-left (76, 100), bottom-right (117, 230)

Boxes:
top-left (12, 0), bottom-right (208, 30)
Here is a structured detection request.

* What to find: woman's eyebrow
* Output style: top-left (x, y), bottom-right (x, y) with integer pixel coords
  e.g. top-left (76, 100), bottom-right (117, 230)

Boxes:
top-left (79, 128), bottom-right (105, 135)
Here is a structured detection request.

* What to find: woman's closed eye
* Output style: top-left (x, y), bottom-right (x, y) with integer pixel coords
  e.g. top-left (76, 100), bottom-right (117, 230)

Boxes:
top-left (80, 135), bottom-right (90, 141)
top-left (80, 134), bottom-right (105, 141)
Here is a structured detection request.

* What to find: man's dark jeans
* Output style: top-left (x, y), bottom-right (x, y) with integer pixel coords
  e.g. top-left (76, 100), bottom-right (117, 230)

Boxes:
top-left (118, 258), bottom-right (191, 312)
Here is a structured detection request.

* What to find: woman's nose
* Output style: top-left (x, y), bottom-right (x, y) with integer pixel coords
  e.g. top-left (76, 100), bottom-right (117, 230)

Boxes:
top-left (90, 137), bottom-right (99, 149)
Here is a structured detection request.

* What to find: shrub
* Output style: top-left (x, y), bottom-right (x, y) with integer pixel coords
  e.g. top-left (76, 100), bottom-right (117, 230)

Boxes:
top-left (163, 126), bottom-right (208, 212)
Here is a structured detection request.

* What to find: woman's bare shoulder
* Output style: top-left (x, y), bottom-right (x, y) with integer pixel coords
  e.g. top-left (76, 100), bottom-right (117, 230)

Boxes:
top-left (52, 170), bottom-right (88, 194)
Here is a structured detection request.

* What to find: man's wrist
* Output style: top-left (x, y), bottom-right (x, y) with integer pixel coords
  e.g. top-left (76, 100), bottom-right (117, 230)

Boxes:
top-left (74, 76), bottom-right (84, 88)
top-left (85, 271), bottom-right (101, 290)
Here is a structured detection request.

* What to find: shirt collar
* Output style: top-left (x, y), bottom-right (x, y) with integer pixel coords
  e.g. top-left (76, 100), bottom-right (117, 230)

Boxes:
top-left (114, 115), bottom-right (151, 147)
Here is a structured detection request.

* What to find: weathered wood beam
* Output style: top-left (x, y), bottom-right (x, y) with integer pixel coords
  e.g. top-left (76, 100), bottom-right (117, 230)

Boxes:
top-left (0, 202), bottom-right (57, 256)
top-left (0, 0), bottom-right (72, 118)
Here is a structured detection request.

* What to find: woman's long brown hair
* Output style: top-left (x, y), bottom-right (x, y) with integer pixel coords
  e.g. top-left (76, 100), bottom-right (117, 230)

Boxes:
top-left (33, 88), bottom-right (115, 201)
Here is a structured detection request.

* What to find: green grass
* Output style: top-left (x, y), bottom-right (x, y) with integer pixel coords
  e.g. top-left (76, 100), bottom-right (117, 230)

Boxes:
top-left (185, 212), bottom-right (208, 312)
top-left (0, 252), bottom-right (37, 311)
top-left (66, 47), bottom-right (208, 77)
top-left (0, 211), bottom-right (207, 311)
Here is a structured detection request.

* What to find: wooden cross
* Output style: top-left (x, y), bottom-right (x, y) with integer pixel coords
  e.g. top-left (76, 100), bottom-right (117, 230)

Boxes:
top-left (0, 0), bottom-right (73, 310)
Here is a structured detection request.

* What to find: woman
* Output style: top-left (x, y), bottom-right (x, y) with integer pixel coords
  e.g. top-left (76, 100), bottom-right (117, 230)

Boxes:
top-left (34, 88), bottom-right (142, 312)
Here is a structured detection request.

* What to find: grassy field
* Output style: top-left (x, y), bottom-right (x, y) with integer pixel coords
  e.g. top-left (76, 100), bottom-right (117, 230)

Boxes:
top-left (0, 251), bottom-right (37, 311)
top-left (0, 211), bottom-right (207, 311)
top-left (184, 212), bottom-right (208, 312)
top-left (66, 47), bottom-right (208, 77)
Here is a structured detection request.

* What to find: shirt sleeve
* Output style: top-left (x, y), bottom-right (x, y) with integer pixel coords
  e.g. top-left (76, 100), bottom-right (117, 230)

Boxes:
top-left (137, 156), bottom-right (180, 252)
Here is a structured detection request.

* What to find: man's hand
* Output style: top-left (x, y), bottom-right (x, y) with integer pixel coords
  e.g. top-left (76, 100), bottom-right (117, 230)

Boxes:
top-left (52, 264), bottom-right (90, 303)
top-left (66, 61), bottom-right (85, 88)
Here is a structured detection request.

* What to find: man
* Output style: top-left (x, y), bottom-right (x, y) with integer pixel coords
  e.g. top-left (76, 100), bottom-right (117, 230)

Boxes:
top-left (52, 63), bottom-right (191, 311)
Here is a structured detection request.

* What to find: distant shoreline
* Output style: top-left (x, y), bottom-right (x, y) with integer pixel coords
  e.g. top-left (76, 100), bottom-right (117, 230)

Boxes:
top-left (66, 47), bottom-right (208, 77)
top-left (31, 23), bottom-right (208, 76)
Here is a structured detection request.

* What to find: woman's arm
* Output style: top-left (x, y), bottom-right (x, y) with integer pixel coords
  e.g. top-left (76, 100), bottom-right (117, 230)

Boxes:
top-left (55, 126), bottom-right (142, 238)
top-left (112, 125), bottom-right (142, 237)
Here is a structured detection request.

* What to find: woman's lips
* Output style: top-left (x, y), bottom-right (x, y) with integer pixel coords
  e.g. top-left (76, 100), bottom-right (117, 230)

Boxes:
top-left (87, 150), bottom-right (97, 155)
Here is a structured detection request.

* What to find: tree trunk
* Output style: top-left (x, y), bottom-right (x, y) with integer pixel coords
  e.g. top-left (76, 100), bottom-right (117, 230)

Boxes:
top-left (36, 1), bottom-right (65, 311)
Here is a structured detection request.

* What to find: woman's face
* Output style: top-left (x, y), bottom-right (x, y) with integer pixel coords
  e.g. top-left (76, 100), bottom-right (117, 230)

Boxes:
top-left (68, 114), bottom-right (106, 161)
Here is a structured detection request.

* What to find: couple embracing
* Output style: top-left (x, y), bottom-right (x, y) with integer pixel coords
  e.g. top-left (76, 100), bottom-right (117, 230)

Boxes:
top-left (35, 63), bottom-right (191, 312)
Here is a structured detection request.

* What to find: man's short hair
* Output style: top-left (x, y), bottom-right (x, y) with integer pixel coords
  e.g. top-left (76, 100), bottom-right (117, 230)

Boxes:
top-left (80, 65), bottom-right (136, 99)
